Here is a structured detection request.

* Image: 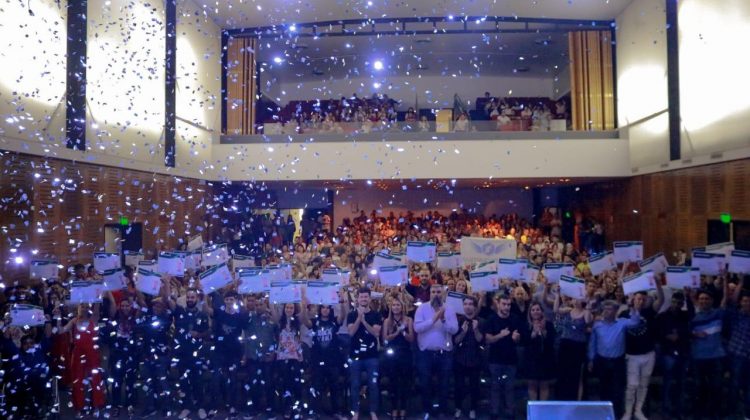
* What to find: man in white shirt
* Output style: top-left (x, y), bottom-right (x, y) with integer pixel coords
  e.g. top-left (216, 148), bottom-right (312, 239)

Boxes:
top-left (414, 284), bottom-right (459, 418)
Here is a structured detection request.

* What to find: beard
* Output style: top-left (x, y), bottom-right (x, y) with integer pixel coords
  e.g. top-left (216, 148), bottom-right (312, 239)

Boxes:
top-left (186, 301), bottom-right (197, 309)
top-left (431, 296), bottom-right (442, 308)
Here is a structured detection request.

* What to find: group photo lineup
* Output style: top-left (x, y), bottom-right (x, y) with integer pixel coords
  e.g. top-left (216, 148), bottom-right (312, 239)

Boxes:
top-left (1, 1), bottom-right (749, 420)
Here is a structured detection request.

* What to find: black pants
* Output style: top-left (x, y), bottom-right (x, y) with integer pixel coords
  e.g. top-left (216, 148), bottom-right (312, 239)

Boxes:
top-left (557, 339), bottom-right (587, 400)
top-left (110, 349), bottom-right (138, 409)
top-left (277, 359), bottom-right (304, 415)
top-left (416, 349), bottom-right (453, 415)
top-left (594, 356), bottom-right (625, 417)
top-left (383, 350), bottom-right (413, 413)
top-left (245, 359), bottom-right (275, 414)
top-left (176, 353), bottom-right (205, 409)
top-left (312, 360), bottom-right (343, 415)
top-left (209, 355), bottom-right (242, 410)
top-left (693, 357), bottom-right (723, 419)
top-left (454, 364), bottom-right (481, 412)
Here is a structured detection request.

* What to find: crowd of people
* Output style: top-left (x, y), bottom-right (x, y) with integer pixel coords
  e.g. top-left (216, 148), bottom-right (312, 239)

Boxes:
top-left (1, 209), bottom-right (748, 420)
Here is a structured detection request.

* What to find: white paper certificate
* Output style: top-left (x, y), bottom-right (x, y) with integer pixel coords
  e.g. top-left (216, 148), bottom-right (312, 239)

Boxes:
top-left (524, 264), bottom-right (540, 284)
top-left (232, 255), bottom-right (255, 270)
top-left (238, 269), bottom-right (271, 294)
top-left (321, 268), bottom-right (343, 285)
top-left (187, 234), bottom-right (204, 251)
top-left (93, 253), bottom-right (120, 272)
top-left (446, 291), bottom-right (468, 316)
top-left (378, 265), bottom-right (409, 287)
top-left (560, 275), bottom-right (586, 300)
top-left (270, 281), bottom-right (302, 304)
top-left (202, 244), bottom-right (229, 267)
top-left (199, 262), bottom-right (233, 293)
top-left (691, 251), bottom-right (725, 276)
top-left (373, 251), bottom-right (403, 268)
top-left (136, 269), bottom-right (162, 296)
top-left (543, 263), bottom-right (574, 284)
top-left (638, 253), bottom-right (669, 275)
top-left (622, 271), bottom-right (657, 295)
top-left (30, 260), bottom-right (58, 280)
top-left (470, 270), bottom-right (499, 292)
top-left (158, 252), bottom-right (185, 276)
top-left (406, 241), bottom-right (437, 263)
top-left (588, 252), bottom-right (616, 276)
top-left (102, 268), bottom-right (126, 291)
top-left (706, 242), bottom-right (734, 258)
top-left (666, 266), bottom-right (701, 289)
top-left (10, 304), bottom-right (46, 327)
top-left (306, 281), bottom-right (340, 305)
top-left (124, 251), bottom-right (144, 267)
top-left (613, 241), bottom-right (644, 263)
top-left (497, 258), bottom-right (524, 281)
top-left (69, 281), bottom-right (104, 304)
top-left (437, 252), bottom-right (462, 270)
top-left (729, 250), bottom-right (750, 274)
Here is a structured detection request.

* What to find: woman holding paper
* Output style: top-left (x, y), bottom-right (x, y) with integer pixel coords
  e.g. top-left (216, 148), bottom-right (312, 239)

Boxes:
top-left (554, 293), bottom-right (592, 401)
top-left (524, 301), bottom-right (556, 401)
top-left (382, 296), bottom-right (415, 420)
top-left (273, 302), bottom-right (308, 419)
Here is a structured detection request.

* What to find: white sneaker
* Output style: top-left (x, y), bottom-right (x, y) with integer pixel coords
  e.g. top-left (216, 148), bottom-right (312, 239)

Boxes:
top-left (468, 410), bottom-right (476, 420)
top-left (198, 408), bottom-right (208, 419)
top-left (454, 409), bottom-right (462, 418)
top-left (178, 409), bottom-right (191, 419)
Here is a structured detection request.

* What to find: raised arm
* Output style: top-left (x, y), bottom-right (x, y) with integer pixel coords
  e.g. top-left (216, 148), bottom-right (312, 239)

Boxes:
top-left (652, 274), bottom-right (665, 312)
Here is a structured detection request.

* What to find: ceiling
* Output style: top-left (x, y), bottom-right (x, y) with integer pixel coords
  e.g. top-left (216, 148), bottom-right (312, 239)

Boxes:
top-left (257, 31), bottom-right (569, 79)
top-left (194, 0), bottom-right (633, 30)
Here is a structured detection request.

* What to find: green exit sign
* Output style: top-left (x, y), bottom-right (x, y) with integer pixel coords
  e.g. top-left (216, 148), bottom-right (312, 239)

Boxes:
top-left (720, 213), bottom-right (731, 224)
top-left (119, 216), bottom-right (129, 226)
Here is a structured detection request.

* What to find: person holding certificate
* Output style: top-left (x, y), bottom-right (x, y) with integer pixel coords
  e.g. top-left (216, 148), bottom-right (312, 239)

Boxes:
top-left (554, 292), bottom-right (593, 401)
top-left (724, 277), bottom-right (750, 419)
top-left (690, 287), bottom-right (728, 419)
top-left (347, 287), bottom-right (383, 420)
top-left (656, 289), bottom-right (694, 419)
top-left (172, 288), bottom-right (210, 418)
top-left (241, 294), bottom-right (277, 418)
top-left (271, 300), bottom-right (308, 419)
top-left (453, 295), bottom-right (484, 420)
top-left (382, 295), bottom-right (415, 420)
top-left (105, 295), bottom-right (140, 417)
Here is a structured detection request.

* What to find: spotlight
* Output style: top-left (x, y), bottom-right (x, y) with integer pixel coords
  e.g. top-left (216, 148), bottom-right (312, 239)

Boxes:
top-left (373, 60), bottom-right (384, 70)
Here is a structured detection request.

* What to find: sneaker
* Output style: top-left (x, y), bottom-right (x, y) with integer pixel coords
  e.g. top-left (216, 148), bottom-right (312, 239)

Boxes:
top-left (454, 409), bottom-right (462, 419)
top-left (468, 410), bottom-right (476, 420)
top-left (178, 409), bottom-right (191, 419)
top-left (198, 408), bottom-right (208, 419)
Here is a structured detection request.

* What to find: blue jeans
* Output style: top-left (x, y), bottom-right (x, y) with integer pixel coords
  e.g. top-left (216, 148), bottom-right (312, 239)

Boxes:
top-left (349, 357), bottom-right (379, 415)
top-left (731, 355), bottom-right (750, 416)
top-left (660, 353), bottom-right (686, 417)
top-left (415, 349), bottom-right (453, 414)
top-left (489, 364), bottom-right (517, 419)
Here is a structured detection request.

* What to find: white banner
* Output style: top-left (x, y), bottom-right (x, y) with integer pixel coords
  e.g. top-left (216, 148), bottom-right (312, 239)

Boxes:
top-left (638, 253), bottom-right (669, 275)
top-left (187, 234), bottom-right (204, 251)
top-left (622, 271), bottom-right (657, 295)
top-left (378, 265), bottom-right (409, 287)
top-left (30, 260), bottom-right (58, 280)
top-left (560, 275), bottom-right (586, 300)
top-left (437, 252), bottom-right (462, 270)
top-left (729, 250), bottom-right (750, 274)
top-left (270, 281), bottom-right (303, 304)
top-left (589, 252), bottom-right (616, 276)
top-left (470, 270), bottom-right (499, 292)
top-left (202, 244), bottom-right (229, 267)
top-left (497, 258), bottom-right (525, 281)
top-left (666, 266), bottom-right (701, 289)
top-left (93, 252), bottom-right (120, 272)
top-left (69, 281), bottom-right (104, 304)
top-left (124, 251), bottom-right (144, 267)
top-left (10, 304), bottom-right (46, 327)
top-left (446, 291), bottom-right (468, 316)
top-left (306, 281), bottom-right (340, 305)
top-left (692, 251), bottom-right (725, 276)
top-left (136, 268), bottom-right (162, 296)
top-left (199, 262), bottom-right (233, 293)
top-left (373, 251), bottom-right (404, 268)
top-left (524, 263), bottom-right (540, 284)
top-left (543, 263), bottom-right (575, 284)
top-left (232, 254), bottom-right (255, 270)
top-left (460, 237), bottom-right (516, 265)
top-left (613, 241), bottom-right (644, 263)
top-left (158, 252), bottom-right (185, 276)
top-left (238, 269), bottom-right (271, 294)
top-left (406, 241), bottom-right (437, 263)
top-left (102, 268), bottom-right (126, 291)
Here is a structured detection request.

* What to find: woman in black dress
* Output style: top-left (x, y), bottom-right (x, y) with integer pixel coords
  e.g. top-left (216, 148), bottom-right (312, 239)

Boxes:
top-left (524, 301), bottom-right (556, 401)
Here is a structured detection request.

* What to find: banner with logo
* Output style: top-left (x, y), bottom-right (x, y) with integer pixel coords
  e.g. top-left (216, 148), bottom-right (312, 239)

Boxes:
top-left (460, 237), bottom-right (516, 265)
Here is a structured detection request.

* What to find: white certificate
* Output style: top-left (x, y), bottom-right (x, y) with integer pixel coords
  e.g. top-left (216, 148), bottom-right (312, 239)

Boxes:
top-left (470, 270), bottom-right (499, 292)
top-left (138, 260), bottom-right (157, 269)
top-left (69, 281), bottom-right (104, 304)
top-left (437, 252), bottom-right (462, 270)
top-left (691, 251), bottom-right (725, 276)
top-left (378, 265), bottom-right (409, 287)
top-left (588, 252), bottom-right (616, 276)
top-left (136, 269), bottom-right (163, 296)
top-left (199, 262), bottom-right (233, 294)
top-left (622, 271), bottom-right (657, 295)
top-left (280, 263), bottom-right (293, 280)
top-left (306, 281), bottom-right (340, 305)
top-left (373, 251), bottom-right (403, 268)
top-left (613, 241), bottom-right (644, 263)
top-left (187, 234), bottom-right (204, 251)
top-left (238, 269), bottom-right (270, 294)
top-left (406, 241), bottom-right (437, 263)
top-left (270, 281), bottom-right (302, 304)
top-left (729, 250), bottom-right (750, 274)
top-left (706, 242), bottom-right (735, 258)
top-left (497, 258), bottom-right (524, 281)
top-left (638, 253), bottom-right (669, 275)
top-left (181, 250), bottom-right (202, 270)
top-left (123, 251), bottom-right (144, 267)
top-left (666, 266), bottom-right (701, 289)
top-left (102, 268), bottom-right (126, 291)
top-left (232, 255), bottom-right (255, 270)
top-left (158, 252), bottom-right (185, 276)
top-left (321, 268), bottom-right (343, 284)
top-left (560, 275), bottom-right (586, 300)
top-left (524, 264), bottom-right (540, 284)
top-left (543, 263), bottom-right (575, 284)
top-left (30, 260), bottom-right (58, 280)
top-left (446, 291), bottom-right (468, 316)
top-left (10, 304), bottom-right (46, 327)
top-left (93, 252), bottom-right (120, 272)
top-left (202, 244), bottom-right (229, 267)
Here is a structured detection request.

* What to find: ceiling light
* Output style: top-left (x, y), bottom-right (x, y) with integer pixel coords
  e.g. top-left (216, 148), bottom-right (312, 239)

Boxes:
top-left (373, 60), bottom-right (384, 70)
top-left (273, 56), bottom-right (284, 64)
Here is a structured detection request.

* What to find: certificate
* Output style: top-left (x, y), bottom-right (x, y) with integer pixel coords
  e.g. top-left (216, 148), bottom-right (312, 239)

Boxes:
top-left (437, 252), bottom-right (462, 270)
top-left (666, 266), bottom-right (701, 289)
top-left (199, 262), bottom-right (233, 293)
top-left (187, 234), bottom-right (204, 251)
top-left (497, 258), bottom-right (524, 281)
top-left (180, 250), bottom-right (202, 271)
top-left (706, 242), bottom-right (734, 258)
top-left (378, 265), bottom-right (409, 287)
top-left (524, 263), bottom-right (540, 284)
top-left (280, 263), bottom-right (293, 280)
top-left (202, 244), bottom-right (229, 267)
top-left (270, 281), bottom-right (303, 304)
top-left (729, 250), bottom-right (750, 274)
top-left (30, 260), bottom-right (58, 280)
top-left (543, 263), bottom-right (574, 284)
top-left (613, 241), bottom-right (644, 263)
top-left (232, 254), bottom-right (255, 270)
top-left (446, 291), bottom-right (468, 316)
top-left (123, 251), bottom-right (144, 267)
top-left (588, 252), bottom-right (616, 276)
top-left (136, 269), bottom-right (162, 296)
top-left (373, 251), bottom-right (403, 268)
top-left (102, 268), bottom-right (126, 291)
top-left (622, 271), bottom-right (656, 295)
top-left (691, 251), bottom-right (725, 276)
top-left (69, 281), bottom-right (104, 304)
top-left (406, 241), bottom-right (437, 263)
top-left (560, 275), bottom-right (586, 300)
top-left (638, 253), bottom-right (669, 275)
top-left (158, 252), bottom-right (185, 276)
top-left (470, 270), bottom-right (499, 292)
top-left (10, 304), bottom-right (46, 327)
top-left (138, 260), bottom-right (157, 269)
top-left (93, 252), bottom-right (120, 272)
top-left (321, 268), bottom-right (343, 284)
top-left (306, 281), bottom-right (340, 305)
top-left (238, 269), bottom-right (270, 294)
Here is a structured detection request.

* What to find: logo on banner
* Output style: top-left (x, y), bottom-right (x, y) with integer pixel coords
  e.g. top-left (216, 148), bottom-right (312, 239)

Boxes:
top-left (471, 242), bottom-right (512, 256)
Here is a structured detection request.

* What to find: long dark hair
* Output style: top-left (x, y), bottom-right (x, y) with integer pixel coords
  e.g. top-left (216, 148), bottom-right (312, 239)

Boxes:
top-left (279, 303), bottom-right (301, 334)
